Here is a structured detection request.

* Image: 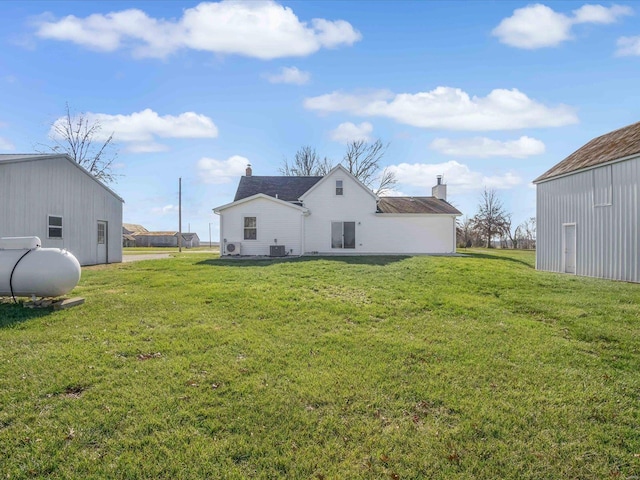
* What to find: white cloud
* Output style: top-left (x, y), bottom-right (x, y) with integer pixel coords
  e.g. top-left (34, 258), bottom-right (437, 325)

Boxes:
top-left (151, 204), bottom-right (179, 215)
top-left (616, 35), bottom-right (640, 56)
top-left (0, 136), bottom-right (15, 151)
top-left (304, 86), bottom-right (577, 131)
top-left (572, 4), bottom-right (633, 24)
top-left (492, 3), bottom-right (633, 49)
top-left (329, 121), bottom-right (373, 143)
top-left (197, 155), bottom-right (249, 184)
top-left (430, 136), bottom-right (545, 158)
top-left (264, 66), bottom-right (310, 85)
top-left (34, 1), bottom-right (361, 59)
top-left (387, 160), bottom-right (523, 193)
top-left (50, 108), bottom-right (218, 152)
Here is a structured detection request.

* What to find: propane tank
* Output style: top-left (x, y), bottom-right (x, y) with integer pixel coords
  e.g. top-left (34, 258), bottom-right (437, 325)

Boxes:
top-left (0, 236), bottom-right (81, 298)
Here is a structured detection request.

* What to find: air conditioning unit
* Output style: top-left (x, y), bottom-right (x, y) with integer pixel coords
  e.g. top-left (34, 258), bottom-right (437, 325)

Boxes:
top-left (270, 245), bottom-right (286, 257)
top-left (226, 242), bottom-right (241, 256)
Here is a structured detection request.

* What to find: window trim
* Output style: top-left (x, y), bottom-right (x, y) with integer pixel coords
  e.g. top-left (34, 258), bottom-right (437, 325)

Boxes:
top-left (243, 216), bottom-right (257, 241)
top-left (335, 179), bottom-right (344, 196)
top-left (48, 215), bottom-right (63, 239)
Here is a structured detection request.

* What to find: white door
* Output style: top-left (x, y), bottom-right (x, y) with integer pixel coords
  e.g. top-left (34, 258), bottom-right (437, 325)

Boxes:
top-left (97, 221), bottom-right (108, 264)
top-left (563, 224), bottom-right (576, 274)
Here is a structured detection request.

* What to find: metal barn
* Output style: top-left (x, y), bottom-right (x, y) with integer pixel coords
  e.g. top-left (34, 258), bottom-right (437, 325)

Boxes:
top-left (0, 154), bottom-right (124, 266)
top-left (534, 121), bottom-right (640, 282)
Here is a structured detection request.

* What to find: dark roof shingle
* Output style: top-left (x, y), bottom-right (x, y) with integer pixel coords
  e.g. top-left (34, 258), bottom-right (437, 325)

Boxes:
top-left (377, 197), bottom-right (461, 215)
top-left (234, 176), bottom-right (323, 202)
top-left (534, 120), bottom-right (640, 183)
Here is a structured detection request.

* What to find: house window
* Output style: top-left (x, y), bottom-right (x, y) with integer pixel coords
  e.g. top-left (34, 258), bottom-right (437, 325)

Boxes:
top-left (48, 215), bottom-right (63, 238)
top-left (244, 217), bottom-right (257, 240)
top-left (331, 221), bottom-right (355, 249)
top-left (97, 222), bottom-right (106, 244)
top-left (593, 165), bottom-right (612, 207)
top-left (336, 180), bottom-right (343, 196)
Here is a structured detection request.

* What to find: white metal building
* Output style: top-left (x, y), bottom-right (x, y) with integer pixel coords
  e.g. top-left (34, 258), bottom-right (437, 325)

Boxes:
top-left (533, 121), bottom-right (640, 282)
top-left (0, 154), bottom-right (123, 265)
top-left (214, 164), bottom-right (460, 256)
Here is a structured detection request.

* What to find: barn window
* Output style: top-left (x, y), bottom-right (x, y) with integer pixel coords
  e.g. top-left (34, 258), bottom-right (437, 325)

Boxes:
top-left (244, 217), bottom-right (257, 240)
top-left (593, 165), bottom-right (612, 207)
top-left (97, 222), bottom-right (106, 244)
top-left (336, 180), bottom-right (344, 196)
top-left (48, 215), bottom-right (63, 238)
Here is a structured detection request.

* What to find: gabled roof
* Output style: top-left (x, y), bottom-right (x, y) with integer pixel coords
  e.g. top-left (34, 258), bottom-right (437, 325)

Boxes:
top-left (123, 223), bottom-right (149, 234)
top-left (0, 153), bottom-right (124, 202)
top-left (215, 193), bottom-right (310, 213)
top-left (377, 197), bottom-right (461, 215)
top-left (299, 164), bottom-right (378, 201)
top-left (234, 175), bottom-right (322, 202)
top-left (134, 231), bottom-right (179, 236)
top-left (534, 120), bottom-right (640, 183)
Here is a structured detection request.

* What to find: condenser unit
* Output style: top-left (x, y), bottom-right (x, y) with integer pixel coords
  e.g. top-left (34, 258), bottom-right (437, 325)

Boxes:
top-left (226, 242), bottom-right (241, 256)
top-left (270, 245), bottom-right (286, 257)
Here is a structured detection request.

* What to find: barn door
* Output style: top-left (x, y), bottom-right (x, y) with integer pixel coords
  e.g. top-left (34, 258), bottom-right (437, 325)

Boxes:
top-left (563, 224), bottom-right (576, 274)
top-left (97, 221), bottom-right (108, 264)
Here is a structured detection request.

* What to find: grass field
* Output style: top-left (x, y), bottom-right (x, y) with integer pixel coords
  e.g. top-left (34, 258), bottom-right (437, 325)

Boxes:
top-left (1, 250), bottom-right (639, 479)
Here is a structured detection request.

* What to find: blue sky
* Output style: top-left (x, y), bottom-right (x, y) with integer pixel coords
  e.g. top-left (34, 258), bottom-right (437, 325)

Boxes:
top-left (1, 1), bottom-right (639, 242)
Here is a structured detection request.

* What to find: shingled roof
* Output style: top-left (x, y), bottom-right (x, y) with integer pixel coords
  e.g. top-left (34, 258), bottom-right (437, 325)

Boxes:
top-left (234, 176), bottom-right (323, 202)
top-left (534, 120), bottom-right (640, 183)
top-left (377, 197), bottom-right (461, 215)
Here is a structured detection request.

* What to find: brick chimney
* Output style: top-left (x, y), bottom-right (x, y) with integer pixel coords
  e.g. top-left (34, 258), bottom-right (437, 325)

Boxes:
top-left (432, 175), bottom-right (446, 200)
top-left (245, 164), bottom-right (252, 176)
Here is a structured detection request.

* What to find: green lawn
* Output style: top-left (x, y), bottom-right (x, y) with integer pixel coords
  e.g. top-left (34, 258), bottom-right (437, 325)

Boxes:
top-left (1, 250), bottom-right (639, 479)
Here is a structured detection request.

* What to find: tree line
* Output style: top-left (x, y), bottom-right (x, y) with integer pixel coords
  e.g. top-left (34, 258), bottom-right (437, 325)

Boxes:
top-left (458, 188), bottom-right (536, 249)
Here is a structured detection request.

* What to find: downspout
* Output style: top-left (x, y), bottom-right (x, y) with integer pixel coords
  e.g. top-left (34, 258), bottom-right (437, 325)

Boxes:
top-left (300, 210), bottom-right (305, 255)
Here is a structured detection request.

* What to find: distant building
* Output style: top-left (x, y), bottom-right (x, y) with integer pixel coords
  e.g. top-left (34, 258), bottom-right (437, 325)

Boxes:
top-left (122, 223), bottom-right (148, 247)
top-left (0, 153), bottom-right (123, 265)
top-left (132, 231), bottom-right (200, 248)
top-left (534, 121), bottom-right (640, 282)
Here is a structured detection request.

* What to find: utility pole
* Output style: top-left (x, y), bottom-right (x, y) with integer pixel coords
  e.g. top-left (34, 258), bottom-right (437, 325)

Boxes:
top-left (178, 177), bottom-right (182, 253)
top-left (209, 222), bottom-right (212, 248)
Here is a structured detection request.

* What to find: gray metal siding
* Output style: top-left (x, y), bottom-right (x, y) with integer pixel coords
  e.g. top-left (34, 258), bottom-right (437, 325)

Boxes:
top-left (0, 157), bottom-right (123, 265)
top-left (536, 156), bottom-right (639, 282)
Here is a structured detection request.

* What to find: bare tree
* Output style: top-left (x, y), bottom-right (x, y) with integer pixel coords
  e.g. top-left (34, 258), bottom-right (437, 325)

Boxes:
top-left (38, 103), bottom-right (118, 184)
top-left (342, 139), bottom-right (396, 195)
top-left (502, 215), bottom-right (521, 249)
top-left (281, 139), bottom-right (396, 195)
top-left (470, 188), bottom-right (510, 248)
top-left (518, 217), bottom-right (536, 249)
top-left (280, 146), bottom-right (333, 176)
top-left (456, 215), bottom-right (483, 248)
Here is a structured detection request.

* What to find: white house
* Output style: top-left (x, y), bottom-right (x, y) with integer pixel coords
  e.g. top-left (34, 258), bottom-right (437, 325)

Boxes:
top-left (533, 120), bottom-right (640, 282)
top-left (0, 153), bottom-right (123, 265)
top-left (214, 164), bottom-right (461, 256)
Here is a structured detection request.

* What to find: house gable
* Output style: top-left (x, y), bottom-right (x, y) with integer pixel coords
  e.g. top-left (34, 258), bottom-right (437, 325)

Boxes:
top-left (299, 164), bottom-right (378, 202)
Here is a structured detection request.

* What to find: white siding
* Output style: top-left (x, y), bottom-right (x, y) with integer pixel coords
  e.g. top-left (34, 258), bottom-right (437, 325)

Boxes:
top-left (536, 156), bottom-right (639, 282)
top-left (0, 156), bottom-right (123, 265)
top-left (302, 169), bottom-right (378, 253)
top-left (370, 215), bottom-right (457, 254)
top-left (219, 197), bottom-right (305, 256)
top-left (302, 169), bottom-right (457, 254)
